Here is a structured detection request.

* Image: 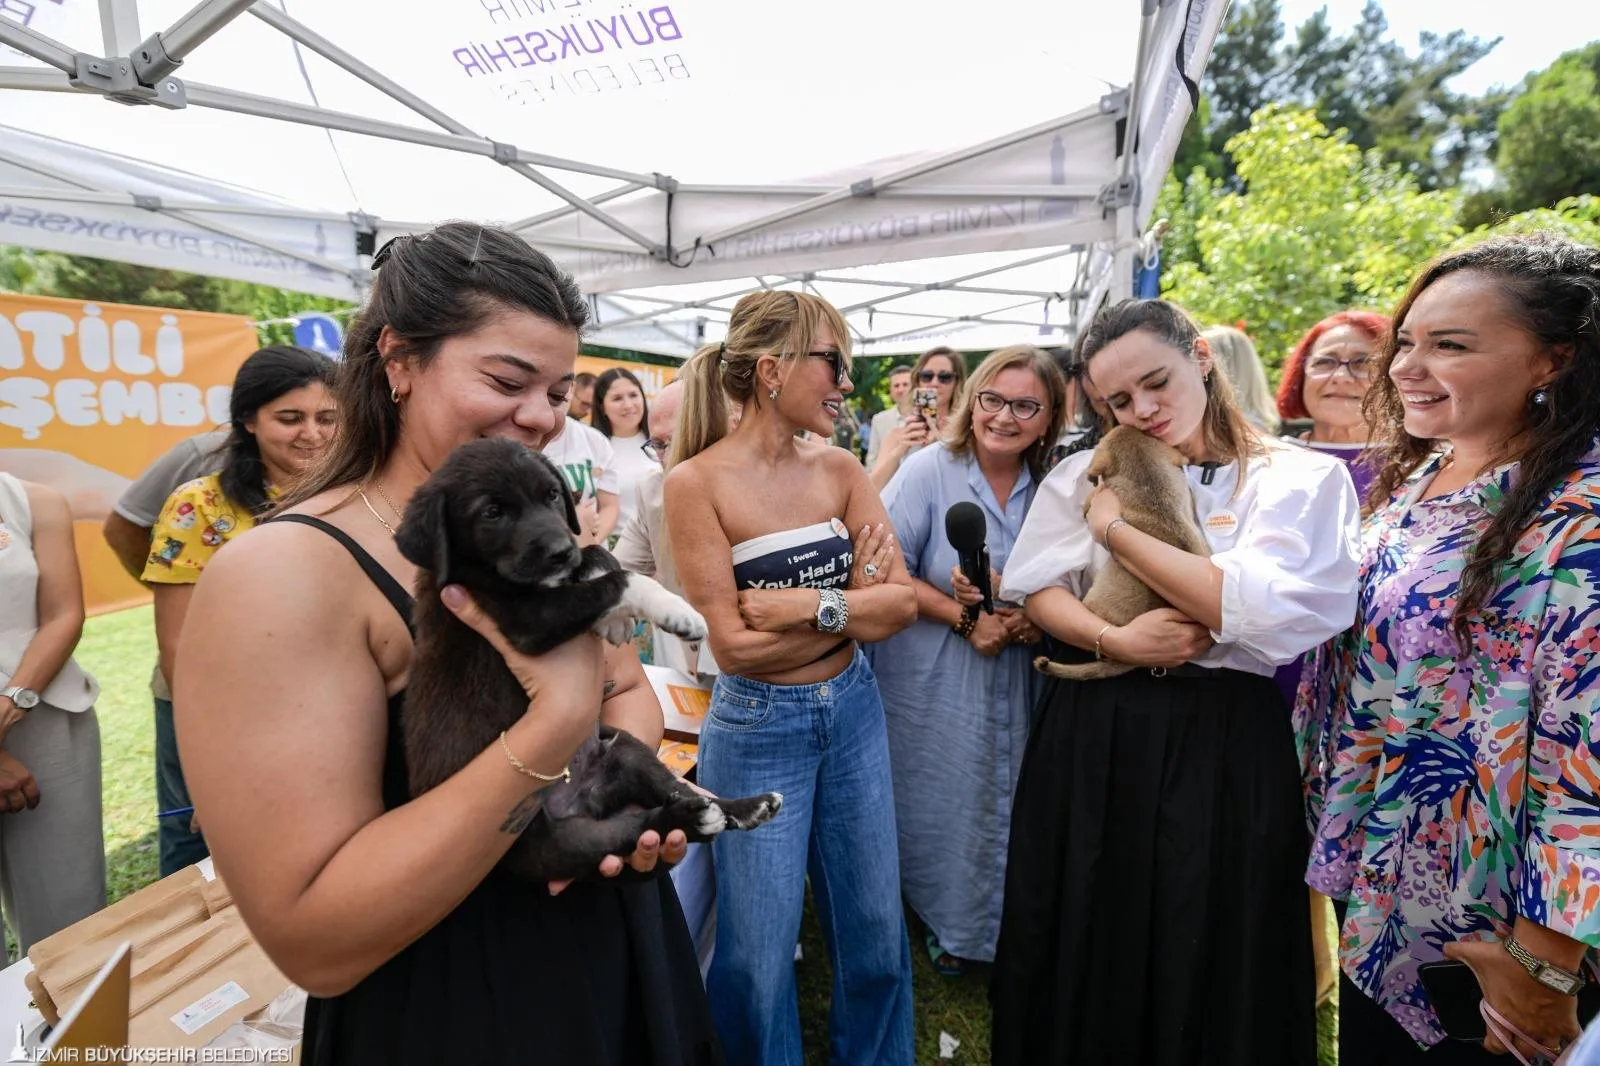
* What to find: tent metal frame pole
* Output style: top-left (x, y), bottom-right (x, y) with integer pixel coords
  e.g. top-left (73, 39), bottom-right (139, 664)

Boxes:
top-left (837, 248), bottom-right (1080, 313)
top-left (696, 102), bottom-right (1108, 247)
top-left (0, 67), bottom-right (74, 91)
top-left (509, 183), bottom-right (647, 232)
top-left (178, 82), bottom-right (662, 253)
top-left (158, 0), bottom-right (258, 63)
top-left (0, 19), bottom-right (78, 73)
top-left (0, 145), bottom-right (358, 279)
top-left (244, 3), bottom-right (669, 254)
top-left (98, 0), bottom-right (143, 57)
top-left (808, 274), bottom-right (1071, 301)
top-left (672, 183), bottom-right (1102, 200)
top-left (0, 184), bottom-right (354, 223)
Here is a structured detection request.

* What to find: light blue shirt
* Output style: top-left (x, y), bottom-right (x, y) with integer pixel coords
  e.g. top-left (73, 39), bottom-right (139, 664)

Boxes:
top-left (867, 442), bottom-right (1040, 961)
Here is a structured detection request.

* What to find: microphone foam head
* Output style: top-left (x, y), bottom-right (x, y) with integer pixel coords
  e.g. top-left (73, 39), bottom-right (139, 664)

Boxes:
top-left (945, 501), bottom-right (987, 553)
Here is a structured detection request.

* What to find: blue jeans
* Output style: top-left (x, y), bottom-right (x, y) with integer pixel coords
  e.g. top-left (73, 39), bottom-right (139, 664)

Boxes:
top-left (155, 697), bottom-right (209, 877)
top-left (699, 649), bottom-right (914, 1066)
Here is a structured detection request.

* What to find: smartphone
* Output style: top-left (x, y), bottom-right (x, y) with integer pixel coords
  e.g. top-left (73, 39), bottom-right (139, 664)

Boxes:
top-left (1420, 959), bottom-right (1600, 1043)
top-left (1418, 961), bottom-right (1489, 1042)
top-left (912, 386), bottom-right (939, 431)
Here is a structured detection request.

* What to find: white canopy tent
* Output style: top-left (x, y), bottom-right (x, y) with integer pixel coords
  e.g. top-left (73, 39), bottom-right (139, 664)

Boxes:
top-left (0, 0), bottom-right (1225, 356)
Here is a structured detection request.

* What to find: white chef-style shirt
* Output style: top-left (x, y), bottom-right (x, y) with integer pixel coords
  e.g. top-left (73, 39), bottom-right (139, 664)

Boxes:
top-left (999, 437), bottom-right (1362, 676)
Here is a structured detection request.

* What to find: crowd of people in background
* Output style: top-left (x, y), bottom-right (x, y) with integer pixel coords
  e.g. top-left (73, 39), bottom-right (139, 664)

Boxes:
top-left (3, 221), bottom-right (1600, 1066)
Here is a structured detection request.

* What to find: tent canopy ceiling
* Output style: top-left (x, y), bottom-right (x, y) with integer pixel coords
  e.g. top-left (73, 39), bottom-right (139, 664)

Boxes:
top-left (0, 0), bottom-right (1225, 356)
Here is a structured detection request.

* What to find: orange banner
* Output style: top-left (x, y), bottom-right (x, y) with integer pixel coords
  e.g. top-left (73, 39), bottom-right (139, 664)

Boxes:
top-left (0, 293), bottom-right (258, 615)
top-left (576, 354), bottom-right (678, 396)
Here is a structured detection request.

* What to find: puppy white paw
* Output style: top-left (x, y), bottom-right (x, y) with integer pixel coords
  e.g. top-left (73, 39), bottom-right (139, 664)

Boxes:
top-left (659, 605), bottom-right (707, 641)
top-left (592, 612), bottom-right (635, 646)
top-left (696, 803), bottom-right (728, 836)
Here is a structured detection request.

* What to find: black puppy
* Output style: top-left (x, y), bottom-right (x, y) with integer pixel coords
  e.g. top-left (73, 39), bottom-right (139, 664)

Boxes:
top-left (395, 437), bottom-right (782, 884)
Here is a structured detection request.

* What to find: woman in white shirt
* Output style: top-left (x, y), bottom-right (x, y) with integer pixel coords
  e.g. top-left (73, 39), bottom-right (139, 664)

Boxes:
top-left (988, 298), bottom-right (1361, 1066)
top-left (591, 368), bottom-right (657, 536)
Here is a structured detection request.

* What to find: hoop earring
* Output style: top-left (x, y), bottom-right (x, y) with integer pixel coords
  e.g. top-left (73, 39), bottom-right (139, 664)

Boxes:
top-left (390, 385), bottom-right (401, 404)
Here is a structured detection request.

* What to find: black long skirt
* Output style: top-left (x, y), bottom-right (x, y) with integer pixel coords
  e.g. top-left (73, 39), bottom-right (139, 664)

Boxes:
top-left (990, 664), bottom-right (1317, 1066)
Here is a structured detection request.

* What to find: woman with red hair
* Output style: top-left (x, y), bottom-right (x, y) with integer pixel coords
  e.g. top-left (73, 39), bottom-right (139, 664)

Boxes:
top-left (1276, 310), bottom-right (1389, 499)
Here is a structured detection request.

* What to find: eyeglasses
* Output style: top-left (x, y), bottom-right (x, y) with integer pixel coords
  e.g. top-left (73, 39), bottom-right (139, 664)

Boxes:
top-left (641, 438), bottom-right (668, 463)
top-left (806, 350), bottom-right (849, 388)
top-left (1305, 355), bottom-right (1371, 380)
top-left (918, 370), bottom-right (957, 384)
top-left (976, 390), bottom-right (1045, 421)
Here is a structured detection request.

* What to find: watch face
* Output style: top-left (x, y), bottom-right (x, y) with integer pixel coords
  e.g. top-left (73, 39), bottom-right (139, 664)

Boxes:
top-left (10, 688), bottom-right (38, 709)
top-left (819, 606), bottom-right (841, 628)
top-left (1538, 968), bottom-right (1582, 995)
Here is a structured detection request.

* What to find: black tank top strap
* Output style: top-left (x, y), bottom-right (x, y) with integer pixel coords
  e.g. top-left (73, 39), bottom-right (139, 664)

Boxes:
top-left (270, 514), bottom-right (415, 635)
top-left (268, 513), bottom-right (414, 811)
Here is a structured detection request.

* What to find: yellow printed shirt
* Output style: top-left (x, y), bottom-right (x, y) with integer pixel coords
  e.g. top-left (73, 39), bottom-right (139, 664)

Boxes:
top-left (141, 474), bottom-right (276, 584)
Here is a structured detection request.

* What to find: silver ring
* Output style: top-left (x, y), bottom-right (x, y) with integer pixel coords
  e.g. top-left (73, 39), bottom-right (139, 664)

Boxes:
top-left (863, 563), bottom-right (879, 578)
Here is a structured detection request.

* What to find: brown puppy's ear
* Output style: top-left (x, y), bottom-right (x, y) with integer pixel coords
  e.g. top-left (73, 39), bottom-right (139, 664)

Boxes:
top-left (395, 487), bottom-right (453, 588)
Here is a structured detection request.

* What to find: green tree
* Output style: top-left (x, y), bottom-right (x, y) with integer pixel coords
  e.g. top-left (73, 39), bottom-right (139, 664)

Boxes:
top-left (1158, 106), bottom-right (1463, 370)
top-left (1176, 0), bottom-right (1503, 190)
top-left (1490, 44), bottom-right (1600, 215)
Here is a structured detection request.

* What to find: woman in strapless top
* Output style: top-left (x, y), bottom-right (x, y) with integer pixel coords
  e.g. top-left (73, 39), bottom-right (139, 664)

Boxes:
top-left (663, 290), bottom-right (920, 1066)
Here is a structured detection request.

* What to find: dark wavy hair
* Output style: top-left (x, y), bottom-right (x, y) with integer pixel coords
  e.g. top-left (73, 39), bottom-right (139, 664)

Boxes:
top-left (219, 345), bottom-right (337, 516)
top-left (276, 222), bottom-right (589, 510)
top-left (1364, 233), bottom-right (1600, 646)
top-left (590, 367), bottom-right (650, 439)
top-left (1076, 299), bottom-right (1265, 492)
top-left (1276, 310), bottom-right (1390, 421)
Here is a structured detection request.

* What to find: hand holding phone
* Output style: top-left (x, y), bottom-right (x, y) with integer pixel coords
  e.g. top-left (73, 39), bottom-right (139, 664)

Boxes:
top-left (912, 387), bottom-right (940, 433)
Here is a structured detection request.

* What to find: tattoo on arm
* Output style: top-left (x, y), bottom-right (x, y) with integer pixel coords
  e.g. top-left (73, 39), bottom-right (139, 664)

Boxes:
top-left (499, 791), bottom-right (544, 835)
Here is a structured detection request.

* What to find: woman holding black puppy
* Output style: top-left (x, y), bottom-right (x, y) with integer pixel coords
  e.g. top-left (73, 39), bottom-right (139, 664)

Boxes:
top-left (174, 223), bottom-right (718, 1066)
top-left (990, 298), bottom-right (1362, 1065)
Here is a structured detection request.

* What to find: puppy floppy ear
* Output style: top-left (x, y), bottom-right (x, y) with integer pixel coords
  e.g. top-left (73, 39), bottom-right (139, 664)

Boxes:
top-left (395, 486), bottom-right (453, 588)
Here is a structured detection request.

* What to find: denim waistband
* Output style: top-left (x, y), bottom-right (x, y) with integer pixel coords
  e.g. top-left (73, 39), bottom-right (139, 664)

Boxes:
top-left (716, 646), bottom-right (871, 703)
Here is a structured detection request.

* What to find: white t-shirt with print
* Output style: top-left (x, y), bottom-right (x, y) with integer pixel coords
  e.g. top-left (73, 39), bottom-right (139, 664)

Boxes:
top-left (541, 418), bottom-right (618, 504)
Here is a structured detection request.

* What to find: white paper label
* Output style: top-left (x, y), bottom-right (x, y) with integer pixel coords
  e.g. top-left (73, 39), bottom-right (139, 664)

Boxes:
top-left (169, 980), bottom-right (249, 1036)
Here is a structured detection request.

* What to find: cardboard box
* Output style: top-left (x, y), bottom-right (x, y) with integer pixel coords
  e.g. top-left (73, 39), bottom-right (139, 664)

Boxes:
top-left (27, 866), bottom-right (292, 1050)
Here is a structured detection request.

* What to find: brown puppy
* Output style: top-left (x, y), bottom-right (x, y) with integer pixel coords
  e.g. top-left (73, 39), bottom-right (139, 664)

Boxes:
top-left (1034, 425), bottom-right (1210, 681)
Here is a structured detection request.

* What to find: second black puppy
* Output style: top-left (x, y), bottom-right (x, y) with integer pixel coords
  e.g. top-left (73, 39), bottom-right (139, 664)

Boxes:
top-left (395, 437), bottom-right (782, 884)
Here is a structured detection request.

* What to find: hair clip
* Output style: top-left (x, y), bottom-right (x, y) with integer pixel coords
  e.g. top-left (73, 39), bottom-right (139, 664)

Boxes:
top-left (370, 235), bottom-right (406, 269)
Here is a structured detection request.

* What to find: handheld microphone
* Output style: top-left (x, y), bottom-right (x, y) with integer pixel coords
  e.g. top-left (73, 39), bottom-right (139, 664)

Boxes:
top-left (944, 501), bottom-right (994, 614)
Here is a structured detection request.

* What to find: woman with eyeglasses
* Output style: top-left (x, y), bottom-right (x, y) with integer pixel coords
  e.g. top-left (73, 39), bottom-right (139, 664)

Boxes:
top-left (664, 290), bottom-right (918, 1065)
top-left (869, 345), bottom-right (968, 490)
top-left (590, 367), bottom-right (656, 540)
top-left (1277, 310), bottom-right (1390, 500)
top-left (867, 345), bottom-right (1066, 978)
top-left (990, 298), bottom-right (1361, 1066)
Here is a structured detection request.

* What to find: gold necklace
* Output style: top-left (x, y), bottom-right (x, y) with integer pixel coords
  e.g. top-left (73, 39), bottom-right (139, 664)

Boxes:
top-left (358, 487), bottom-right (396, 535)
top-left (370, 480), bottom-right (405, 525)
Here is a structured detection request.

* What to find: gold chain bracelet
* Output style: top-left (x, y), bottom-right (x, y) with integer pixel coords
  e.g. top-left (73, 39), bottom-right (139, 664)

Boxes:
top-left (497, 731), bottom-right (571, 784)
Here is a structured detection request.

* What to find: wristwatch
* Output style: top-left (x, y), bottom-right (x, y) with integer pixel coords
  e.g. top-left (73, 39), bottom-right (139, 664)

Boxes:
top-left (813, 587), bottom-right (850, 635)
top-left (1505, 936), bottom-right (1586, 995)
top-left (0, 685), bottom-right (39, 713)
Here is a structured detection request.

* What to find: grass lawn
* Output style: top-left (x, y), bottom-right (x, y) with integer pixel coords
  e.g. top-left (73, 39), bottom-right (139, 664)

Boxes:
top-left (73, 605), bottom-right (1338, 1064)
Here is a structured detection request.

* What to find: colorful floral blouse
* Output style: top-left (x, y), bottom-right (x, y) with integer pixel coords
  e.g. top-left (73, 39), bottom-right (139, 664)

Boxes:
top-left (141, 474), bottom-right (274, 584)
top-left (1297, 444), bottom-right (1600, 1045)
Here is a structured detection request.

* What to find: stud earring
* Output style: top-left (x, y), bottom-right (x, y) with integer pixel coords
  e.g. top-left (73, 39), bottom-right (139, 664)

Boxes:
top-left (1532, 388), bottom-right (1550, 405)
top-left (769, 388), bottom-right (779, 401)
top-left (390, 385), bottom-right (401, 404)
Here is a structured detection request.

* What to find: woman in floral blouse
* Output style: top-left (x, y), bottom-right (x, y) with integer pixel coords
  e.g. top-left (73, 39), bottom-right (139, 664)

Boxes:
top-left (1302, 233), bottom-right (1600, 1064)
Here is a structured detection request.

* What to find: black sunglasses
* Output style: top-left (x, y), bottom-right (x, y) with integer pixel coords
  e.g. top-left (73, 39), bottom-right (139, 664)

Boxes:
top-left (918, 370), bottom-right (957, 384)
top-left (641, 438), bottom-right (668, 463)
top-left (807, 350), bottom-right (849, 387)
